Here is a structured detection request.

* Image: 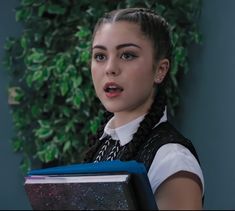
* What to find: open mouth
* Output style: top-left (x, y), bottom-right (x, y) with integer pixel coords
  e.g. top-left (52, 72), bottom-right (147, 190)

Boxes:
top-left (103, 83), bottom-right (124, 94)
top-left (104, 85), bottom-right (123, 93)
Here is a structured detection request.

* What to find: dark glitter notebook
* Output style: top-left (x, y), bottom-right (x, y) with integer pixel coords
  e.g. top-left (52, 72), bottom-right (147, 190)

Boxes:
top-left (24, 160), bottom-right (158, 210)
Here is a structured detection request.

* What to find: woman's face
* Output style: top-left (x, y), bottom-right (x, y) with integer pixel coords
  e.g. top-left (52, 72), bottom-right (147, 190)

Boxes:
top-left (91, 21), bottom-right (167, 123)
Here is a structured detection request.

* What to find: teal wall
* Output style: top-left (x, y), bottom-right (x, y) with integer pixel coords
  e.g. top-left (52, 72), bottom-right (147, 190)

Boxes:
top-left (0, 0), bottom-right (31, 209)
top-left (173, 0), bottom-right (235, 209)
top-left (0, 0), bottom-right (235, 209)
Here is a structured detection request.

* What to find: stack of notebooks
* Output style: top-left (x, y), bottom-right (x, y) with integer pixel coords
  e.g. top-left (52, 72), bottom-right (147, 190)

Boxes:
top-left (24, 160), bottom-right (158, 210)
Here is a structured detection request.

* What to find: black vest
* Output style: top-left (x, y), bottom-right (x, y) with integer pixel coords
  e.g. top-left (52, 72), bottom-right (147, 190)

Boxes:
top-left (133, 121), bottom-right (200, 171)
top-left (92, 121), bottom-right (200, 172)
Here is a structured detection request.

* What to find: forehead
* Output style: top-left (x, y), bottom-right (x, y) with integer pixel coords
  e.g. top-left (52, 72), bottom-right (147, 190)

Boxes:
top-left (92, 21), bottom-right (151, 47)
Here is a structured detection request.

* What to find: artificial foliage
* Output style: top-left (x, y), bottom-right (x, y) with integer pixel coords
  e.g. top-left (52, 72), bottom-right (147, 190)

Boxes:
top-left (3, 0), bottom-right (202, 173)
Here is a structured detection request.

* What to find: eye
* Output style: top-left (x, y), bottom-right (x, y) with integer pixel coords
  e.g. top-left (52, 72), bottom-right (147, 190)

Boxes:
top-left (93, 53), bottom-right (106, 62)
top-left (120, 52), bottom-right (138, 61)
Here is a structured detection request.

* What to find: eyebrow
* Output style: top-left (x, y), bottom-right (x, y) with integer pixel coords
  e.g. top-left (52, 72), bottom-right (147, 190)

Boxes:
top-left (92, 43), bottom-right (141, 50)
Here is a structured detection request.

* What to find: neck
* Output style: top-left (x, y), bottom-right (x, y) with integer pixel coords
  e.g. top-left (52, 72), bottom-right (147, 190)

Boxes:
top-left (111, 111), bottom-right (147, 128)
top-left (111, 92), bottom-right (155, 128)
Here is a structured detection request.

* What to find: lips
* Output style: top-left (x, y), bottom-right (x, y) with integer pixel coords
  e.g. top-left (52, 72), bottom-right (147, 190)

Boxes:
top-left (103, 82), bottom-right (123, 97)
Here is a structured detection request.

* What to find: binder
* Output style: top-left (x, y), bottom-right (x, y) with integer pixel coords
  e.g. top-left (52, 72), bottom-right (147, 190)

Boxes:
top-left (24, 160), bottom-right (158, 210)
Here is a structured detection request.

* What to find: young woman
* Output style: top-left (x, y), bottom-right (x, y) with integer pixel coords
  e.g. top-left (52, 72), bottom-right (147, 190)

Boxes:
top-left (83, 8), bottom-right (204, 210)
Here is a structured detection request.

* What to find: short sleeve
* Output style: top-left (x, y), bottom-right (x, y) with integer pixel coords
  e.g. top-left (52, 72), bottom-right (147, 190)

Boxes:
top-left (147, 143), bottom-right (204, 194)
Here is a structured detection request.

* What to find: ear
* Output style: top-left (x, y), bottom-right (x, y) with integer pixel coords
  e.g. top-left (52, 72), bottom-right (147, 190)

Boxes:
top-left (154, 59), bottom-right (170, 84)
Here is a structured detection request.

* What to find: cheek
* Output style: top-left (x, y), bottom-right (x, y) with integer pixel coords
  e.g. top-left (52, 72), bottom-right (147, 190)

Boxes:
top-left (90, 68), bottom-right (97, 86)
top-left (132, 68), bottom-right (155, 84)
top-left (91, 61), bottom-right (103, 75)
top-left (91, 66), bottom-right (102, 91)
top-left (91, 64), bottom-right (99, 80)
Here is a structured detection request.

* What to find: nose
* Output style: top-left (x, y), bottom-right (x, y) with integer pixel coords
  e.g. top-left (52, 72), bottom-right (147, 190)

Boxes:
top-left (105, 57), bottom-right (120, 76)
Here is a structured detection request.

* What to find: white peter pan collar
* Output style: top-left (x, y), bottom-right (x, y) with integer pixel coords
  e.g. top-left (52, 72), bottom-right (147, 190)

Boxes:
top-left (100, 109), bottom-right (167, 146)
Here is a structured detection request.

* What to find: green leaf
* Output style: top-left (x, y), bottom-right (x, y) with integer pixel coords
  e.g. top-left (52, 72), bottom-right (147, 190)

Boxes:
top-left (29, 49), bottom-right (47, 64)
top-left (62, 106), bottom-right (71, 117)
top-left (38, 120), bottom-right (50, 128)
top-left (65, 64), bottom-right (77, 73)
top-left (38, 4), bottom-right (46, 17)
top-left (55, 54), bottom-right (68, 73)
top-left (72, 76), bottom-right (82, 88)
top-left (32, 70), bottom-right (43, 81)
top-left (26, 74), bottom-right (33, 87)
top-left (31, 105), bottom-right (41, 117)
top-left (20, 35), bottom-right (28, 49)
top-left (44, 34), bottom-right (53, 48)
top-left (11, 138), bottom-right (23, 152)
top-left (10, 87), bottom-right (24, 103)
top-left (35, 127), bottom-right (53, 139)
top-left (55, 133), bottom-right (66, 143)
top-left (90, 119), bottom-right (99, 134)
top-left (20, 156), bottom-right (31, 174)
top-left (60, 81), bottom-right (69, 96)
top-left (21, 0), bottom-right (34, 6)
top-left (80, 51), bottom-right (90, 63)
top-left (63, 141), bottom-right (71, 153)
top-left (15, 7), bottom-right (32, 22)
top-left (2, 55), bottom-right (12, 70)
top-left (37, 144), bottom-right (59, 163)
top-left (34, 33), bottom-right (42, 42)
top-left (4, 37), bottom-right (16, 50)
top-left (45, 145), bottom-right (59, 162)
top-left (65, 121), bottom-right (75, 133)
top-left (73, 95), bottom-right (82, 108)
top-left (72, 90), bottom-right (85, 108)
top-left (47, 4), bottom-right (66, 15)
top-left (42, 67), bottom-right (51, 81)
top-left (75, 27), bottom-right (91, 39)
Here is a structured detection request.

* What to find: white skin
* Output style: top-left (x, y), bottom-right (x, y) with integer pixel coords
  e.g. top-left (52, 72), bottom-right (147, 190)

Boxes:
top-left (91, 21), bottom-right (168, 128)
top-left (91, 21), bottom-right (202, 209)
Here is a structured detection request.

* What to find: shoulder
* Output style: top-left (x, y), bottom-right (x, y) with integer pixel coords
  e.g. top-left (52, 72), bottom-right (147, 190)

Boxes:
top-left (150, 121), bottom-right (187, 143)
top-left (134, 121), bottom-right (200, 170)
top-left (150, 121), bottom-right (200, 163)
top-left (148, 143), bottom-right (204, 195)
top-left (151, 121), bottom-right (189, 142)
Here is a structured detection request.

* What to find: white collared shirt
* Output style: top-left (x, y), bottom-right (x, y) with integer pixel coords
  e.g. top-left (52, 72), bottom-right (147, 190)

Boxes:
top-left (99, 111), bottom-right (204, 194)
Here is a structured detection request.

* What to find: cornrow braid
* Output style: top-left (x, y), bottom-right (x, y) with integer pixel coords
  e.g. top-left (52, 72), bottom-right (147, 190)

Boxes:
top-left (82, 109), bottom-right (113, 163)
top-left (121, 85), bottom-right (167, 161)
top-left (93, 7), bottom-right (172, 63)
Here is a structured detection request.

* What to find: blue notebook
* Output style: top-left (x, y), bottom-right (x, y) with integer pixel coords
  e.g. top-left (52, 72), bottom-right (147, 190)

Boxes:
top-left (24, 160), bottom-right (158, 210)
top-left (28, 160), bottom-right (147, 175)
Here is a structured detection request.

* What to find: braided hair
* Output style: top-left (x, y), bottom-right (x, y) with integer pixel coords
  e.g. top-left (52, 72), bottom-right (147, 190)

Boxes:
top-left (83, 8), bottom-right (172, 162)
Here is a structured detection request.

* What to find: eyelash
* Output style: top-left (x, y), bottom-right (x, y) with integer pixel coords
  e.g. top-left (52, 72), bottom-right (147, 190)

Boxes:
top-left (121, 52), bottom-right (138, 60)
top-left (94, 53), bottom-right (106, 62)
top-left (93, 51), bottom-right (138, 62)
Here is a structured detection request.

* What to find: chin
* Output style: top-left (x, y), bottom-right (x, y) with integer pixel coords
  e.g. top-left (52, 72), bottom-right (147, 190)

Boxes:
top-left (103, 104), bottom-right (121, 114)
top-left (103, 106), bottom-right (116, 113)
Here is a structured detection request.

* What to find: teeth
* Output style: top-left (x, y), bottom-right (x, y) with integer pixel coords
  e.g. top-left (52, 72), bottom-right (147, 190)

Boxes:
top-left (109, 85), bottom-right (117, 89)
top-left (104, 85), bottom-right (123, 93)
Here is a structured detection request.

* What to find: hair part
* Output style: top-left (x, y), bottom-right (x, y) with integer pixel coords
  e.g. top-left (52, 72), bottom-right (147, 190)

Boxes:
top-left (92, 8), bottom-right (172, 65)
